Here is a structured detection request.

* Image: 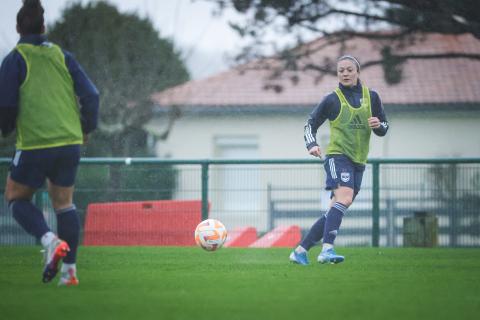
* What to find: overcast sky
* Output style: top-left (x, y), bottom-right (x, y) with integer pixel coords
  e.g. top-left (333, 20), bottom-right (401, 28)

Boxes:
top-left (0, 0), bottom-right (245, 79)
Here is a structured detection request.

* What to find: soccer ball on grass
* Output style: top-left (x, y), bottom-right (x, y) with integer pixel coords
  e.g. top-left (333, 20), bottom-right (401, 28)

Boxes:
top-left (194, 219), bottom-right (227, 251)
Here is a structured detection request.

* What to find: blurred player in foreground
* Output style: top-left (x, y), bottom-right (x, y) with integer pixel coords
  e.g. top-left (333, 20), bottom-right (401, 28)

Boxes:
top-left (0, 0), bottom-right (99, 285)
top-left (290, 55), bottom-right (389, 265)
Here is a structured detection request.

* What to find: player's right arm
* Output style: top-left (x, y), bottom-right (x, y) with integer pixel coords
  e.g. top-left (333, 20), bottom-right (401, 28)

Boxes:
top-left (303, 94), bottom-right (337, 158)
top-left (0, 50), bottom-right (23, 138)
top-left (63, 50), bottom-right (100, 136)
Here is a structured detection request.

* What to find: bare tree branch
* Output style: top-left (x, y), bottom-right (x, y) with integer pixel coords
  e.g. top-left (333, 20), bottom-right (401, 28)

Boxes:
top-left (210, 0), bottom-right (480, 85)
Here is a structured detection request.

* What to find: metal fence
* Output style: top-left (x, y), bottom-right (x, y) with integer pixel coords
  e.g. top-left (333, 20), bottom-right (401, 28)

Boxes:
top-left (1, 158), bottom-right (479, 247)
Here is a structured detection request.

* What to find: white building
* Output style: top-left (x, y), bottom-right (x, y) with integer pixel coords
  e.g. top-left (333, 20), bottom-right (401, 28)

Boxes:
top-left (150, 33), bottom-right (480, 160)
top-left (147, 33), bottom-right (480, 239)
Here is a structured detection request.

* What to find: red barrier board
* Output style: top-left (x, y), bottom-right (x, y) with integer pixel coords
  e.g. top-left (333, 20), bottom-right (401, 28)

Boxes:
top-left (223, 226), bottom-right (258, 247)
top-left (249, 225), bottom-right (301, 248)
top-left (83, 200), bottom-right (203, 246)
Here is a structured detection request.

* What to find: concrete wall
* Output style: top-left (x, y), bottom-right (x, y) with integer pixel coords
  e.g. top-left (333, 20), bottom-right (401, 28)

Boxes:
top-left (374, 110), bottom-right (480, 158)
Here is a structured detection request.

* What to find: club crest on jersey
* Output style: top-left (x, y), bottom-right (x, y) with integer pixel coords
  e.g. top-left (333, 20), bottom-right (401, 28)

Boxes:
top-left (341, 172), bottom-right (350, 182)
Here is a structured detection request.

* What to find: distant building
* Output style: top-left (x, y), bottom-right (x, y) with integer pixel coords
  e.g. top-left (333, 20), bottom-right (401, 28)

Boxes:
top-left (149, 33), bottom-right (480, 160)
top-left (148, 33), bottom-right (480, 235)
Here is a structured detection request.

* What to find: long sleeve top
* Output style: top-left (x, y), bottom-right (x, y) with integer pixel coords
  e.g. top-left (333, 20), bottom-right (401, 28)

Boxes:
top-left (0, 34), bottom-right (99, 138)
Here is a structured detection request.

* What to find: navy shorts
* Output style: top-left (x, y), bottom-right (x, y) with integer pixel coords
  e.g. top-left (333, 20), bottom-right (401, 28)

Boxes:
top-left (9, 145), bottom-right (81, 189)
top-left (324, 154), bottom-right (365, 196)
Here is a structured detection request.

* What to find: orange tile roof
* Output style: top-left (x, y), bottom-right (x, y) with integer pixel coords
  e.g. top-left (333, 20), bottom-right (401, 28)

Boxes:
top-left (151, 33), bottom-right (480, 107)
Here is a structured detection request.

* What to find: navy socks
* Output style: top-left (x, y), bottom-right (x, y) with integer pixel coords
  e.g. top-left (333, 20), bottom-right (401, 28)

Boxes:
top-left (56, 206), bottom-right (80, 264)
top-left (323, 202), bottom-right (348, 244)
top-left (10, 200), bottom-right (80, 263)
top-left (299, 201), bottom-right (349, 251)
top-left (300, 214), bottom-right (327, 250)
top-left (9, 200), bottom-right (50, 239)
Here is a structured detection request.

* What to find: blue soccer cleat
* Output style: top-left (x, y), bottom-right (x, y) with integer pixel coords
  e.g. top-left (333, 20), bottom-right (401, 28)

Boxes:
top-left (289, 251), bottom-right (309, 265)
top-left (317, 248), bottom-right (344, 264)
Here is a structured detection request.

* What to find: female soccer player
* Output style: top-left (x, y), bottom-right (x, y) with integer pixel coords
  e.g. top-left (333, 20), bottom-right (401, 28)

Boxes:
top-left (0, 0), bottom-right (99, 284)
top-left (290, 55), bottom-right (389, 265)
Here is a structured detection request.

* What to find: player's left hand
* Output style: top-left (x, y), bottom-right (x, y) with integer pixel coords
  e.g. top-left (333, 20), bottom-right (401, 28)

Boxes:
top-left (368, 117), bottom-right (381, 129)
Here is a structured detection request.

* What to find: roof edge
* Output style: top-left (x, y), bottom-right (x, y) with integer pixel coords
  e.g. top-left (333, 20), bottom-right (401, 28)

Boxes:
top-left (152, 102), bottom-right (480, 116)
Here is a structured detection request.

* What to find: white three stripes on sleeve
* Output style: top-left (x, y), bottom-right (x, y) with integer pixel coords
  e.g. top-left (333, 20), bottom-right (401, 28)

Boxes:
top-left (304, 123), bottom-right (316, 144)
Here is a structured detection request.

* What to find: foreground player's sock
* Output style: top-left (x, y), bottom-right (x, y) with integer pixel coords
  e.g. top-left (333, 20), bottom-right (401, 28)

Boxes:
top-left (56, 206), bottom-right (80, 264)
top-left (41, 231), bottom-right (57, 248)
top-left (9, 200), bottom-right (50, 239)
top-left (322, 202), bottom-right (348, 245)
top-left (299, 213), bottom-right (327, 250)
top-left (58, 263), bottom-right (79, 286)
top-left (61, 263), bottom-right (76, 273)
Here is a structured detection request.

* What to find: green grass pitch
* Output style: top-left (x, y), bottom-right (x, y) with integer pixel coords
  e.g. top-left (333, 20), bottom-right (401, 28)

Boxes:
top-left (1, 246), bottom-right (479, 320)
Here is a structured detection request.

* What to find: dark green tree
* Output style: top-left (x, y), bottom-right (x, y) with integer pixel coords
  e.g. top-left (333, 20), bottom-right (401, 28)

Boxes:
top-left (46, 2), bottom-right (188, 206)
top-left (210, 0), bottom-right (480, 84)
top-left (48, 1), bottom-right (189, 156)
